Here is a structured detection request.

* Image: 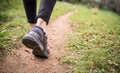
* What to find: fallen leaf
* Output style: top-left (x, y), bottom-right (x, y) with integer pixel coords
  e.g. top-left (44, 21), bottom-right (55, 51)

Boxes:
top-left (89, 61), bottom-right (94, 69)
top-left (107, 66), bottom-right (115, 72)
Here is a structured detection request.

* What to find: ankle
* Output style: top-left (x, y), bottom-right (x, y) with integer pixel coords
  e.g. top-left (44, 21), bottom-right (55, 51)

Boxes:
top-left (36, 18), bottom-right (47, 31)
top-left (30, 23), bottom-right (36, 30)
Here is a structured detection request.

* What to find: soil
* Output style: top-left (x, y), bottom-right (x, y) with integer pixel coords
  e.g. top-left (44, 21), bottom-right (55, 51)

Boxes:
top-left (0, 11), bottom-right (75, 73)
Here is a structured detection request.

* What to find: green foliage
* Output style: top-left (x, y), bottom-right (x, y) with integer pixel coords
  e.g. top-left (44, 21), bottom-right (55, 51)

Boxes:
top-left (0, 0), bottom-right (11, 24)
top-left (64, 5), bottom-right (120, 73)
top-left (0, 0), bottom-right (28, 59)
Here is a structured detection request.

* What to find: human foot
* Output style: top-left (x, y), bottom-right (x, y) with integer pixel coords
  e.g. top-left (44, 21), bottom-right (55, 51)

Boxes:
top-left (22, 26), bottom-right (50, 58)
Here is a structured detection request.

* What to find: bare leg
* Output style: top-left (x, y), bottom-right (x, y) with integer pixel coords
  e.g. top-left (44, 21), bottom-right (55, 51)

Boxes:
top-left (29, 23), bottom-right (36, 29)
top-left (36, 18), bottom-right (46, 31)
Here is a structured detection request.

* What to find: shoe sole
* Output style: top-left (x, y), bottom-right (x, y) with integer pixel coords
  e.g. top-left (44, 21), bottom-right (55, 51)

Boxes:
top-left (22, 35), bottom-right (49, 58)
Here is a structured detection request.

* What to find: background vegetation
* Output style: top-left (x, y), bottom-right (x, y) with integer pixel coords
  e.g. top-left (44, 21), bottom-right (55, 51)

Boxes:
top-left (63, 4), bottom-right (120, 73)
top-left (58, 0), bottom-right (120, 15)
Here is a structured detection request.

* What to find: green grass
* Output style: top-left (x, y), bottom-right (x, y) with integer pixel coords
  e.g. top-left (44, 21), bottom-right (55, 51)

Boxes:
top-left (51, 1), bottom-right (74, 20)
top-left (0, 0), bottom-right (27, 60)
top-left (63, 5), bottom-right (120, 73)
top-left (0, 0), bottom-right (74, 61)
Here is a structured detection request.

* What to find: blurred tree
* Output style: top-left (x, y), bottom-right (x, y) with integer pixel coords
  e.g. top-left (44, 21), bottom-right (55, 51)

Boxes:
top-left (59, 0), bottom-right (120, 15)
top-left (6, 0), bottom-right (10, 4)
top-left (88, 0), bottom-right (120, 15)
top-left (104, 0), bottom-right (120, 14)
top-left (58, 0), bottom-right (82, 3)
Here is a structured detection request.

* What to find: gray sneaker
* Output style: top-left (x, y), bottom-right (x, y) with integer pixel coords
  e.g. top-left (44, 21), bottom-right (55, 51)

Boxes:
top-left (22, 26), bottom-right (50, 58)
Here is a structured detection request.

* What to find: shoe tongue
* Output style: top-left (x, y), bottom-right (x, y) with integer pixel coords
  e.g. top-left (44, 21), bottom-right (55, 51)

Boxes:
top-left (31, 26), bottom-right (44, 35)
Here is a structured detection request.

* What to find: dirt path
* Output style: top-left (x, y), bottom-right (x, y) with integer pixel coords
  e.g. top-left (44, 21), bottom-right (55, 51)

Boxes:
top-left (0, 11), bottom-right (75, 73)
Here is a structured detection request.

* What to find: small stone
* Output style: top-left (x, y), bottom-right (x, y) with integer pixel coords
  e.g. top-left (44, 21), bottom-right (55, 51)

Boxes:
top-left (24, 50), bottom-right (30, 54)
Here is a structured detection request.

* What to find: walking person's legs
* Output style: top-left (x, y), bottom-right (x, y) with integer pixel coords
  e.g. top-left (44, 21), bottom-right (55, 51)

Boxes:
top-left (22, 0), bottom-right (56, 58)
top-left (23, 0), bottom-right (56, 29)
top-left (23, 0), bottom-right (36, 29)
top-left (36, 0), bottom-right (56, 31)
